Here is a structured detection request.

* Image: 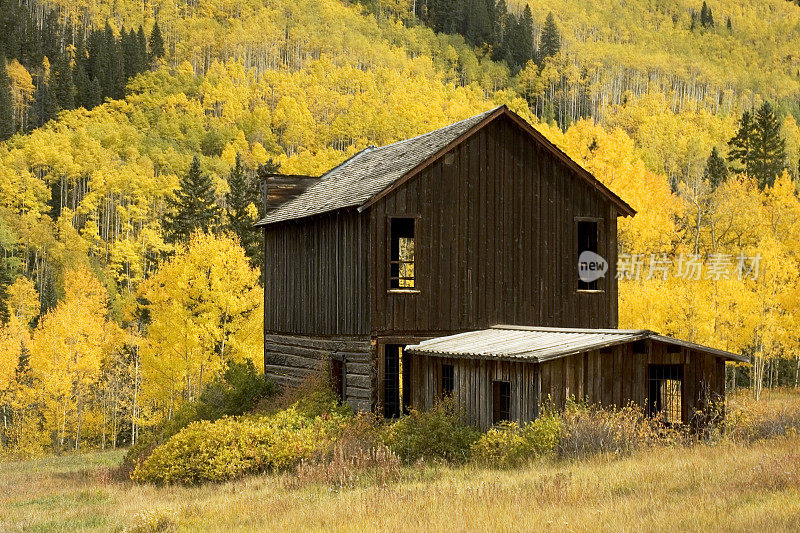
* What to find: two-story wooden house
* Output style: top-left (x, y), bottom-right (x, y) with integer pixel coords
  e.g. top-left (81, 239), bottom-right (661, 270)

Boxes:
top-left (255, 105), bottom-right (745, 429)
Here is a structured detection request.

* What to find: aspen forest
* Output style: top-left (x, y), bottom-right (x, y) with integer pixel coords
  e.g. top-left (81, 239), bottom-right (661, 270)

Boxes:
top-left (2, 0), bottom-right (800, 456)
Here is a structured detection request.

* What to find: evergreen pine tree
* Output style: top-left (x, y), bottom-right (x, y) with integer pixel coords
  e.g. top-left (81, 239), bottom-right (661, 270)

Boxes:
top-left (32, 71), bottom-right (55, 128)
top-left (703, 147), bottom-right (728, 188)
top-left (501, 13), bottom-right (522, 71)
top-left (87, 77), bottom-right (102, 109)
top-left (149, 21), bottom-right (165, 61)
top-left (100, 23), bottom-right (117, 98)
top-left (538, 12), bottom-right (560, 64)
top-left (51, 52), bottom-right (75, 112)
top-left (751, 102), bottom-right (786, 189)
top-left (492, 0), bottom-right (508, 55)
top-left (519, 5), bottom-right (535, 66)
top-left (136, 26), bottom-right (148, 73)
top-left (164, 155), bottom-right (222, 243)
top-left (86, 29), bottom-right (104, 83)
top-left (727, 110), bottom-right (755, 176)
top-left (462, 0), bottom-right (491, 47)
top-left (726, 17), bottom-right (732, 31)
top-left (700, 2), bottom-right (710, 27)
top-left (226, 153), bottom-right (267, 265)
top-left (0, 55), bottom-right (14, 141)
top-left (73, 62), bottom-right (91, 109)
top-left (111, 25), bottom-right (126, 99)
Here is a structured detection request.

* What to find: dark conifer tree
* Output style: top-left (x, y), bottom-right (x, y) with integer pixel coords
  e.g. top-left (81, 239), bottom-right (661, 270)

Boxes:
top-left (728, 110), bottom-right (755, 176)
top-left (87, 77), bottom-right (103, 109)
top-left (501, 13), bottom-right (522, 71)
top-left (136, 26), bottom-right (148, 72)
top-left (164, 155), bottom-right (222, 243)
top-left (0, 55), bottom-right (14, 141)
top-left (226, 153), bottom-right (267, 265)
top-left (51, 52), bottom-right (75, 112)
top-left (538, 12), bottom-right (560, 64)
top-left (519, 5), bottom-right (535, 66)
top-left (700, 2), bottom-right (710, 27)
top-left (86, 29), bottom-right (104, 83)
top-left (726, 17), bottom-right (732, 31)
top-left (703, 147), bottom-right (728, 188)
top-left (149, 21), bottom-right (165, 61)
top-left (31, 75), bottom-right (55, 128)
top-left (73, 62), bottom-right (91, 109)
top-left (111, 25), bottom-right (126, 99)
top-left (123, 28), bottom-right (137, 79)
top-left (492, 0), bottom-right (508, 55)
top-left (751, 102), bottom-right (786, 189)
top-left (99, 23), bottom-right (117, 98)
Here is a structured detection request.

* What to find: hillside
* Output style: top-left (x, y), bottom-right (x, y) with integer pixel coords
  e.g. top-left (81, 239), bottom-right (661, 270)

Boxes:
top-left (2, 0), bottom-right (800, 454)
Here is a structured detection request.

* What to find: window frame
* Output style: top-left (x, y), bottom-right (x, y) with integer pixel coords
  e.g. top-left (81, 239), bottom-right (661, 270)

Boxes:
top-left (441, 363), bottom-right (454, 399)
top-left (647, 364), bottom-right (685, 425)
top-left (387, 214), bottom-right (421, 293)
top-left (492, 380), bottom-right (512, 425)
top-left (575, 216), bottom-right (605, 294)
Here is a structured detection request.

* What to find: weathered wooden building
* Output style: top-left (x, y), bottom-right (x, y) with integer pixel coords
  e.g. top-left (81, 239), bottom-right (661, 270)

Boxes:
top-left (256, 105), bottom-right (744, 427)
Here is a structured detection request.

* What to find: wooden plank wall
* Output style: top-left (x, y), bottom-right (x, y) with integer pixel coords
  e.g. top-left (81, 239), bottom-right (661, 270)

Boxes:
top-left (539, 341), bottom-right (727, 421)
top-left (370, 114), bottom-right (620, 337)
top-left (264, 333), bottom-right (374, 412)
top-left (263, 210), bottom-right (370, 336)
top-left (407, 354), bottom-right (539, 430)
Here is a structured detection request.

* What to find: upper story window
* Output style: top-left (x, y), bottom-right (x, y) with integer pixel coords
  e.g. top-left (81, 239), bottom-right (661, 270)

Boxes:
top-left (577, 219), bottom-right (600, 291)
top-left (390, 217), bottom-right (415, 289)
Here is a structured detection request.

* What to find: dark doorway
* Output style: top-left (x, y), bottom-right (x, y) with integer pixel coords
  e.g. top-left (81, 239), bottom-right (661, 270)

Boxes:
top-left (648, 364), bottom-right (684, 424)
top-left (492, 380), bottom-right (511, 424)
top-left (330, 358), bottom-right (344, 404)
top-left (441, 363), bottom-right (454, 398)
top-left (384, 344), bottom-right (411, 418)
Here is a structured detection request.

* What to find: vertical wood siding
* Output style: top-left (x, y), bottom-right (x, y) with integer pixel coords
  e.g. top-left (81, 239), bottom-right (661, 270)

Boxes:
top-left (538, 340), bottom-right (726, 420)
top-left (262, 210), bottom-right (370, 336)
top-left (407, 354), bottom-right (540, 430)
top-left (407, 340), bottom-right (727, 429)
top-left (370, 115), bottom-right (620, 337)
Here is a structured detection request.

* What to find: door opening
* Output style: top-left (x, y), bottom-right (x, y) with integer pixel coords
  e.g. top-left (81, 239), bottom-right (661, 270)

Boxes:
top-left (384, 344), bottom-right (411, 418)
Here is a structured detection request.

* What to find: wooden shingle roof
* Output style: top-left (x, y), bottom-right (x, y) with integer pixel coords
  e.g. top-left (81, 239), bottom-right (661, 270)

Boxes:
top-left (255, 106), bottom-right (635, 226)
top-left (404, 325), bottom-right (748, 363)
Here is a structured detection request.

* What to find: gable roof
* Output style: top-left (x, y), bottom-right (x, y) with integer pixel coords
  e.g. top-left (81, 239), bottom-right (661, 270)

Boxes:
top-left (255, 106), bottom-right (635, 227)
top-left (404, 325), bottom-right (747, 363)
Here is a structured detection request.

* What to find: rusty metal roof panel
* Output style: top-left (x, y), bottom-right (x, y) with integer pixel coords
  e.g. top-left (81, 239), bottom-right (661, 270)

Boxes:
top-left (404, 325), bottom-right (746, 362)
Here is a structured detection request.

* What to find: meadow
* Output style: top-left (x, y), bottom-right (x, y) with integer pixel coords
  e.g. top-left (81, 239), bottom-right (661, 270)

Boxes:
top-left (2, 389), bottom-right (800, 532)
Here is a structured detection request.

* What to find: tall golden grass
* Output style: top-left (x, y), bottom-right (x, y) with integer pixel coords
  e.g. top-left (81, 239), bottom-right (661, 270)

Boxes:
top-left (2, 389), bottom-right (800, 532)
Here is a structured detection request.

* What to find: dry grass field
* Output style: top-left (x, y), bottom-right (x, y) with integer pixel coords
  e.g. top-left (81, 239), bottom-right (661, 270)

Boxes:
top-left (2, 390), bottom-right (800, 532)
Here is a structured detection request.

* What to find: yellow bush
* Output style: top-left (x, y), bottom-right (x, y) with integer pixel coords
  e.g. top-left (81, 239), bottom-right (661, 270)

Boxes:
top-left (471, 415), bottom-right (561, 468)
top-left (131, 409), bottom-right (345, 485)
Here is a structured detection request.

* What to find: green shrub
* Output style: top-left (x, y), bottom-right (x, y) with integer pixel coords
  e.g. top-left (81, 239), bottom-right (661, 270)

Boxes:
top-left (386, 399), bottom-right (481, 464)
top-left (471, 415), bottom-right (561, 468)
top-left (131, 409), bottom-right (345, 485)
top-left (196, 359), bottom-right (275, 420)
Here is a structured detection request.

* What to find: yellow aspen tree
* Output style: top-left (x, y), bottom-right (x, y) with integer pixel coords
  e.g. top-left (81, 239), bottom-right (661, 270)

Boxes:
top-left (30, 268), bottom-right (118, 451)
top-left (137, 231), bottom-right (262, 423)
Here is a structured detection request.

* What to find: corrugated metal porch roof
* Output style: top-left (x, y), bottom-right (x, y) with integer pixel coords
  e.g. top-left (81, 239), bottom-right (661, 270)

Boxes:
top-left (404, 325), bottom-right (748, 363)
